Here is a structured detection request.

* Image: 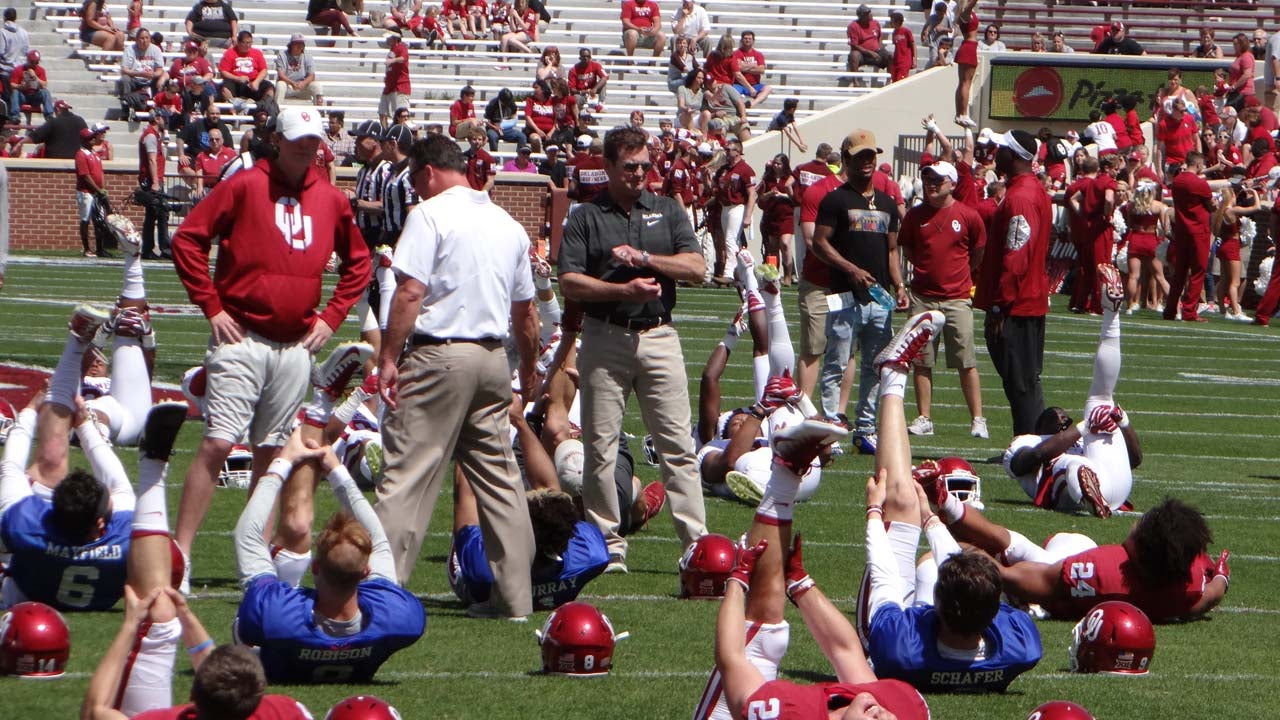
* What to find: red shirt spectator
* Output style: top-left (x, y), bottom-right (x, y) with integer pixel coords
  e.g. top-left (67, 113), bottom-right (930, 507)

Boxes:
top-left (1171, 170), bottom-right (1212, 242)
top-left (449, 96), bottom-right (476, 136)
top-left (974, 172), bottom-right (1051, 316)
top-left (571, 153), bottom-right (608, 202)
top-left (1124, 108), bottom-right (1145, 148)
top-left (567, 58), bottom-right (607, 93)
top-left (715, 158), bottom-right (754, 205)
top-left (798, 174), bottom-right (843, 288)
top-left (898, 200), bottom-right (986, 299)
top-left (218, 44), bottom-right (266, 82)
top-left (10, 62), bottom-right (46, 89)
top-left (1246, 149), bottom-right (1276, 179)
top-left (847, 17), bottom-right (882, 52)
top-left (703, 48), bottom-right (733, 84)
top-left (384, 39), bottom-right (411, 94)
top-left (952, 161), bottom-right (982, 208)
top-left (170, 54), bottom-right (212, 92)
top-left (890, 24), bottom-right (914, 82)
top-left (312, 141), bottom-right (334, 171)
top-left (195, 143), bottom-right (237, 186)
top-left (1157, 112), bottom-right (1198, 165)
top-left (620, 0), bottom-right (659, 30)
top-left (525, 93), bottom-right (555, 134)
top-left (731, 46), bottom-right (766, 86)
top-left (75, 143), bottom-right (104, 193)
top-left (465, 145), bottom-right (496, 191)
top-left (792, 156), bottom-right (833, 200)
top-left (664, 155), bottom-right (698, 206)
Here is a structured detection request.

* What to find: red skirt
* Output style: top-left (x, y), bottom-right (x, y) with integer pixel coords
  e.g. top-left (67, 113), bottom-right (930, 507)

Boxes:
top-left (1216, 237), bottom-right (1241, 263)
top-left (1126, 230), bottom-right (1159, 259)
top-left (956, 40), bottom-right (979, 68)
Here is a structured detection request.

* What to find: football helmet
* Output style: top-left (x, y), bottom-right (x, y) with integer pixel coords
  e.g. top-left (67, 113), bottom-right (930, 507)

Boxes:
top-left (325, 695), bottom-right (402, 720)
top-left (218, 444), bottom-right (253, 489)
top-left (678, 534), bottom-right (738, 599)
top-left (0, 398), bottom-right (16, 445)
top-left (936, 456), bottom-right (984, 510)
top-left (0, 602), bottom-right (71, 677)
top-left (536, 602), bottom-right (625, 676)
top-left (1027, 701), bottom-right (1095, 720)
top-left (1068, 601), bottom-right (1155, 675)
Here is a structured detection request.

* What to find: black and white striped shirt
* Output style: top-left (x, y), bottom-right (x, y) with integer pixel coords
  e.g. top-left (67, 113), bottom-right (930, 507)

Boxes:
top-left (380, 159), bottom-right (418, 247)
top-left (354, 158), bottom-right (391, 240)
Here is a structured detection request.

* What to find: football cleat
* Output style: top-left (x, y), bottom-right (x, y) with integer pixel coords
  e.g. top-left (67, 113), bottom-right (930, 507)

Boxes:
top-left (639, 481), bottom-right (666, 526)
top-left (374, 244), bottom-right (395, 269)
top-left (218, 444), bottom-right (253, 489)
top-left (105, 213), bottom-right (142, 258)
top-left (138, 401), bottom-right (188, 461)
top-left (0, 399), bottom-right (16, 445)
top-left (1027, 701), bottom-right (1095, 720)
top-left (537, 602), bottom-right (625, 676)
top-left (326, 696), bottom-right (403, 720)
top-left (724, 470), bottom-right (764, 505)
top-left (111, 307), bottom-right (153, 340)
top-left (1068, 600), bottom-right (1154, 675)
top-left (641, 434), bottom-right (659, 466)
top-left (1097, 263), bottom-right (1124, 313)
top-left (68, 304), bottom-right (110, 344)
top-left (531, 249), bottom-right (553, 279)
top-left (761, 371), bottom-right (802, 410)
top-left (851, 432), bottom-right (878, 455)
top-left (874, 310), bottom-right (943, 373)
top-left (770, 418), bottom-right (850, 475)
top-left (1076, 465), bottom-right (1112, 519)
top-left (0, 602), bottom-right (70, 677)
top-left (733, 249), bottom-right (755, 288)
top-left (363, 439), bottom-right (384, 488)
top-left (311, 342), bottom-right (374, 399)
top-left (755, 262), bottom-right (781, 294)
top-left (678, 534), bottom-right (738, 599)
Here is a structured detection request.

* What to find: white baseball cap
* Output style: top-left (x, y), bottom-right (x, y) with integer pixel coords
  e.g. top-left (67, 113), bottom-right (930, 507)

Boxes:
top-left (277, 107), bottom-right (324, 141)
top-left (922, 160), bottom-right (958, 183)
top-left (575, 134), bottom-right (593, 149)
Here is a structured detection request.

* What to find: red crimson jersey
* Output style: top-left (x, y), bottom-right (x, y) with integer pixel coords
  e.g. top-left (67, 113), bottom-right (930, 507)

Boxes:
top-left (10, 63), bottom-right (46, 88)
top-left (384, 42), bottom-right (411, 94)
top-left (567, 60), bottom-right (606, 92)
top-left (792, 158), bottom-right (833, 200)
top-left (133, 696), bottom-right (312, 720)
top-left (75, 146), bottom-right (104, 193)
top-left (465, 147), bottom-right (496, 190)
top-left (1064, 176), bottom-right (1093, 247)
top-left (571, 155), bottom-right (609, 202)
top-left (1171, 170), bottom-right (1213, 241)
top-left (890, 25), bottom-right (914, 81)
top-left (703, 50), bottom-right (733, 84)
top-left (663, 157), bottom-right (698, 205)
top-left (898, 200), bottom-right (986, 299)
top-left (171, 159), bottom-right (371, 343)
top-left (1156, 113), bottom-right (1198, 164)
top-left (715, 159), bottom-right (755, 205)
top-left (744, 679), bottom-right (929, 720)
top-left (731, 48), bottom-right (766, 86)
top-left (1080, 173), bottom-right (1118, 237)
top-left (524, 95), bottom-right (555, 133)
top-left (312, 141), bottom-right (334, 170)
top-left (798, 173), bottom-right (843, 287)
top-left (552, 95), bottom-right (578, 129)
top-left (218, 46), bottom-right (266, 81)
top-left (195, 145), bottom-right (237, 187)
top-left (974, 172), bottom-right (1051, 316)
top-left (1048, 542), bottom-right (1217, 621)
top-left (620, 0), bottom-right (659, 29)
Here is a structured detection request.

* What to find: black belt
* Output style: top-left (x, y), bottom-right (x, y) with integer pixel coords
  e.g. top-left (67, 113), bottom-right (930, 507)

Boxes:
top-left (410, 333), bottom-right (502, 347)
top-left (595, 313), bottom-right (671, 332)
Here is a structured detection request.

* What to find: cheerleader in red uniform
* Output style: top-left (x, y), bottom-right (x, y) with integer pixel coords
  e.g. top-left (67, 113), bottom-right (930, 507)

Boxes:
top-left (953, 0), bottom-right (980, 129)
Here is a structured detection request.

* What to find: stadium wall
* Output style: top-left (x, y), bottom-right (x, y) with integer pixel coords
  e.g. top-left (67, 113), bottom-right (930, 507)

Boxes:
top-left (1, 160), bottom-right (552, 253)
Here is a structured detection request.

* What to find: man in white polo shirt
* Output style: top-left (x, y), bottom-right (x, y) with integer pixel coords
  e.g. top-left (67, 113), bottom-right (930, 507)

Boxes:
top-left (376, 134), bottom-right (540, 621)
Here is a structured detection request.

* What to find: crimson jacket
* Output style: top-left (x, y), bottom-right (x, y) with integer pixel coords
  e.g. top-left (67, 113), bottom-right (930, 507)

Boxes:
top-left (973, 172), bottom-right (1051, 317)
top-left (172, 159), bottom-right (371, 342)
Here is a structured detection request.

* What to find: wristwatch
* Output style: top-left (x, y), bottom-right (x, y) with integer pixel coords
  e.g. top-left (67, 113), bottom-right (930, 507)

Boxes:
top-left (640, 250), bottom-right (652, 266)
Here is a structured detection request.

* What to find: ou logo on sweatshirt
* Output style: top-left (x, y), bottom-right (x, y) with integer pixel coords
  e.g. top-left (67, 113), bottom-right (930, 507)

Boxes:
top-left (275, 196), bottom-right (313, 250)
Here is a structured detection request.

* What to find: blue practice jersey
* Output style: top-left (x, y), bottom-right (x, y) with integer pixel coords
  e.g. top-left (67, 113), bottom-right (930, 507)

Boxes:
top-left (235, 575), bottom-right (425, 684)
top-left (0, 495), bottom-right (132, 611)
top-left (449, 521), bottom-right (608, 611)
top-left (868, 603), bottom-right (1042, 693)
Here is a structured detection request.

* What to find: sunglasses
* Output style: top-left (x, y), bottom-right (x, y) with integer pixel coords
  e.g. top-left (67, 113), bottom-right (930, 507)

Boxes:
top-left (622, 161), bottom-right (653, 173)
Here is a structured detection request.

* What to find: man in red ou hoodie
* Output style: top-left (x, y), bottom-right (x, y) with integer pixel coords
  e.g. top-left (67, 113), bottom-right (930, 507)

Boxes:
top-left (170, 105), bottom-right (371, 582)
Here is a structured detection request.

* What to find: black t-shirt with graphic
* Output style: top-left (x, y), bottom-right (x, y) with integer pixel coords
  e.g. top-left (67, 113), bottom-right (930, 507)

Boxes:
top-left (815, 184), bottom-right (898, 299)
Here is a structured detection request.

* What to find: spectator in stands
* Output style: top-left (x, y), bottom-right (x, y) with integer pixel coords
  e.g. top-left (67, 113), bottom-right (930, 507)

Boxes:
top-left (1226, 33), bottom-right (1255, 113)
top-left (888, 12), bottom-right (914, 84)
top-left (921, 1), bottom-right (952, 68)
top-left (953, 0), bottom-right (979, 129)
top-left (1095, 22), bottom-right (1144, 56)
top-left (413, 4), bottom-right (446, 45)
top-left (501, 143), bottom-right (538, 173)
top-left (524, 79), bottom-right (554, 152)
top-left (177, 105), bottom-right (234, 185)
top-left (324, 111), bottom-right (354, 166)
top-left (671, 0), bottom-right (711, 56)
top-left (702, 76), bottom-right (750, 141)
top-left (441, 0), bottom-right (465, 38)
top-left (122, 28), bottom-right (168, 96)
top-left (90, 121), bottom-right (113, 159)
top-left (668, 36), bottom-right (698, 94)
top-left (309, 0), bottom-right (357, 35)
top-left (276, 34), bottom-right (322, 106)
top-left (546, 78), bottom-right (578, 147)
top-left (26, 99), bottom-right (83, 158)
top-left (219, 31), bottom-right (274, 108)
top-left (385, 0), bottom-right (419, 32)
top-left (1050, 31), bottom-right (1073, 53)
top-left (930, 35), bottom-right (952, 68)
top-left (767, 97), bottom-right (805, 150)
top-left (1194, 27), bottom-right (1224, 60)
top-left (464, 0), bottom-right (488, 39)
top-left (1252, 28), bottom-right (1268, 61)
top-left (185, 0), bottom-right (238, 48)
top-left (80, 0), bottom-right (125, 51)
top-left (170, 40), bottom-right (215, 113)
top-left (485, 87), bottom-right (526, 149)
top-left (846, 4), bottom-right (890, 84)
top-left (193, 129), bottom-right (237, 196)
top-left (538, 143), bottom-right (566, 186)
top-left (449, 85), bottom-right (481, 139)
top-left (536, 46), bottom-right (563, 82)
top-left (568, 48), bottom-right (607, 112)
top-left (464, 128), bottom-right (497, 191)
top-left (9, 50), bottom-right (51, 123)
top-left (1027, 32), bottom-right (1045, 53)
top-left (676, 68), bottom-right (705, 132)
top-left (496, 0), bottom-right (539, 68)
top-left (153, 78), bottom-right (183, 130)
top-left (621, 0), bottom-right (665, 58)
top-left (0, 9), bottom-right (31, 99)
top-left (75, 126), bottom-right (107, 257)
top-left (1264, 29), bottom-right (1280, 114)
top-left (978, 24), bottom-right (1005, 53)
top-left (730, 31), bottom-right (771, 107)
top-left (380, 32), bottom-right (410, 126)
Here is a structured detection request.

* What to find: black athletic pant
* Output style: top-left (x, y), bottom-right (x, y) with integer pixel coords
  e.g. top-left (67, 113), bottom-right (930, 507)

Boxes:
top-left (984, 313), bottom-right (1046, 436)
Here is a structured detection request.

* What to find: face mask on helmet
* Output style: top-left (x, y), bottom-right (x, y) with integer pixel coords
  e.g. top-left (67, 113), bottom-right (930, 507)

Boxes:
top-left (218, 445), bottom-right (254, 489)
top-left (1068, 600), bottom-right (1154, 675)
top-left (936, 456), bottom-right (983, 510)
top-left (678, 534), bottom-right (738, 599)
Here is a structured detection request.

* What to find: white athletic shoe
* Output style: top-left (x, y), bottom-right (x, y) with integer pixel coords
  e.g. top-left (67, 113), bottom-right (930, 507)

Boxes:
top-left (906, 415), bottom-right (935, 436)
top-left (725, 470), bottom-right (764, 505)
top-left (970, 416), bottom-right (989, 439)
top-left (311, 342), bottom-right (374, 398)
top-left (68, 304), bottom-right (111, 344)
top-left (874, 311), bottom-right (944, 373)
top-left (771, 418), bottom-right (850, 473)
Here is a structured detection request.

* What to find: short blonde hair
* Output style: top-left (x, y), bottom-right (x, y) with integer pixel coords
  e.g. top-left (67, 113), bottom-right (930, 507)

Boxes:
top-left (315, 512), bottom-right (372, 591)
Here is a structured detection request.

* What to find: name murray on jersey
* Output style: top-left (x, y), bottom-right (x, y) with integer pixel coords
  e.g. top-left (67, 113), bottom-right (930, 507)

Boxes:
top-left (44, 540), bottom-right (124, 561)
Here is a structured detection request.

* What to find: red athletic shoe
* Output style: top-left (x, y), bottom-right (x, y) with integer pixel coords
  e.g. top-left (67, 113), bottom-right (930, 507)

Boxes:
top-left (640, 481), bottom-right (666, 526)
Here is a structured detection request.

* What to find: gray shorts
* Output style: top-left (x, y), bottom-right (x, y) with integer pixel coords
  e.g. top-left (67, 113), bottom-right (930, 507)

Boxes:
top-left (204, 330), bottom-right (311, 446)
top-left (909, 295), bottom-right (977, 370)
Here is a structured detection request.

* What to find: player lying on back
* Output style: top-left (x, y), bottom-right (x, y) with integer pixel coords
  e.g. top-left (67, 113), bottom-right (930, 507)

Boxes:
top-left (232, 429), bottom-right (424, 683)
top-left (858, 311), bottom-right (1042, 693)
top-left (708, 384), bottom-right (930, 720)
top-left (1003, 265), bottom-right (1141, 518)
top-left (917, 473), bottom-right (1230, 621)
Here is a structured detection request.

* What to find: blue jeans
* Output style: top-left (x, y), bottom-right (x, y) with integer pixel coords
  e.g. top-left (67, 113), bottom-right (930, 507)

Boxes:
top-left (820, 298), bottom-right (891, 433)
top-left (11, 87), bottom-right (52, 119)
top-left (486, 124), bottom-right (527, 151)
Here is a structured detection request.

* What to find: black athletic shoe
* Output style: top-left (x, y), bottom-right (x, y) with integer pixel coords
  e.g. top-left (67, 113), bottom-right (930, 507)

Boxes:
top-left (139, 401), bottom-right (188, 460)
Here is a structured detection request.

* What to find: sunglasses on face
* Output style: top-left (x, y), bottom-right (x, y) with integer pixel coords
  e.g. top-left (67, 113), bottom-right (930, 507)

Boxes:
top-left (622, 161), bottom-right (653, 173)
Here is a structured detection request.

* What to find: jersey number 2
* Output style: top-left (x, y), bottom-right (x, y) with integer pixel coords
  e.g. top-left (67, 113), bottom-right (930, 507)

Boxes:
top-left (56, 565), bottom-right (100, 608)
top-left (1068, 561), bottom-right (1096, 598)
top-left (747, 698), bottom-right (780, 720)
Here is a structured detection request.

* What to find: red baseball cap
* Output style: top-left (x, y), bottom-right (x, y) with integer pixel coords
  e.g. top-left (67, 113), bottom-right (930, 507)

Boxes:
top-left (920, 152), bottom-right (935, 166)
top-left (26, 49), bottom-right (39, 63)
top-left (1244, 95), bottom-right (1261, 108)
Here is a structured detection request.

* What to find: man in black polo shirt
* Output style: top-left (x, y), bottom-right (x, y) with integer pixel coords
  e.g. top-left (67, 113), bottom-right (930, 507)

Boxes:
top-left (811, 128), bottom-right (908, 454)
top-left (558, 125), bottom-right (708, 574)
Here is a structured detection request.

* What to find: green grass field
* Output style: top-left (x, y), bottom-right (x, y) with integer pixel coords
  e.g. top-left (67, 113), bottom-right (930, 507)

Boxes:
top-left (1, 256), bottom-right (1278, 719)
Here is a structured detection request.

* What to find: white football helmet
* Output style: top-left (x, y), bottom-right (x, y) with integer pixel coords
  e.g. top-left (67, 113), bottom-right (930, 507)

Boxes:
top-left (0, 399), bottom-right (16, 445)
top-left (218, 444), bottom-right (253, 489)
top-left (936, 456), bottom-right (984, 510)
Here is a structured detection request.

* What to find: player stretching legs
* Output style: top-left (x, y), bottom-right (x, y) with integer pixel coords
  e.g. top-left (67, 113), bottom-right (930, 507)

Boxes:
top-left (29, 305), bottom-right (110, 486)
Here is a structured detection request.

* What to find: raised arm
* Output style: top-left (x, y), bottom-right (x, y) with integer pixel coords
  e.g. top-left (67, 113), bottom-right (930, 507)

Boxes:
top-left (74, 401), bottom-right (135, 512)
top-left (0, 402), bottom-right (38, 518)
top-left (234, 430), bottom-right (323, 583)
top-left (319, 445), bottom-right (396, 581)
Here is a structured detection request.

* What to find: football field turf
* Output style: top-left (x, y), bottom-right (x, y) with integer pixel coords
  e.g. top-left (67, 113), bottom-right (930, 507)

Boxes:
top-left (1, 256), bottom-right (1278, 719)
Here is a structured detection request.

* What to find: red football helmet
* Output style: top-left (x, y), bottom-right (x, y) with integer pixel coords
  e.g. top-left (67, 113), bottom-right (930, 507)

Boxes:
top-left (678, 534), bottom-right (738, 599)
top-left (537, 602), bottom-right (623, 676)
top-left (1027, 701), bottom-right (1095, 720)
top-left (934, 456), bottom-right (983, 509)
top-left (1069, 600), bottom-right (1155, 675)
top-left (170, 536), bottom-right (186, 590)
top-left (325, 695), bottom-right (402, 720)
top-left (0, 601), bottom-right (71, 677)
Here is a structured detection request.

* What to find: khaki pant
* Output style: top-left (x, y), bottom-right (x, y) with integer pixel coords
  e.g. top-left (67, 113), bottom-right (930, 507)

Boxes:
top-left (578, 318), bottom-right (706, 558)
top-left (376, 340), bottom-right (535, 616)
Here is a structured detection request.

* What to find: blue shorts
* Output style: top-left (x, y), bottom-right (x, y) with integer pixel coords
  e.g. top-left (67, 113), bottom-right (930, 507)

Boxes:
top-left (734, 82), bottom-right (766, 97)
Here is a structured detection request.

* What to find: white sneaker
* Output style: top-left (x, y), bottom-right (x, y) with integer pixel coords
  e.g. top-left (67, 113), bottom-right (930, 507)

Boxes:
top-left (906, 416), bottom-right (934, 436)
top-left (311, 341), bottom-right (374, 398)
top-left (1125, 302), bottom-right (1140, 316)
top-left (771, 418), bottom-right (850, 472)
top-left (970, 416), bottom-right (989, 439)
top-left (68, 304), bottom-right (111, 344)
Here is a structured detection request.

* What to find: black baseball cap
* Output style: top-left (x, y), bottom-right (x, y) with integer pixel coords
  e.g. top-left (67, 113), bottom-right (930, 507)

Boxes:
top-left (354, 120), bottom-right (382, 139)
top-left (382, 124), bottom-right (414, 151)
